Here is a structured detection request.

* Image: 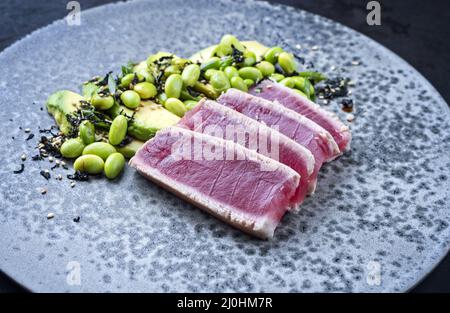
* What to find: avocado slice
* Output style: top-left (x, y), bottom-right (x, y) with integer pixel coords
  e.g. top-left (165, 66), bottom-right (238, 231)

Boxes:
top-left (190, 41), bottom-right (269, 63)
top-left (46, 90), bottom-right (84, 135)
top-left (109, 100), bottom-right (180, 141)
top-left (116, 139), bottom-right (144, 158)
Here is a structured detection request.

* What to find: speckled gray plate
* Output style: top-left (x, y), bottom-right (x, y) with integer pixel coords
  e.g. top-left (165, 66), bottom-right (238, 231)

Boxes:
top-left (0, 0), bottom-right (449, 293)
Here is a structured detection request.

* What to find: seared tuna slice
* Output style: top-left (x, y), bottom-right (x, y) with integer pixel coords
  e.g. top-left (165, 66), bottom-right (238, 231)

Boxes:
top-left (250, 80), bottom-right (352, 153)
top-left (129, 127), bottom-right (300, 239)
top-left (218, 89), bottom-right (339, 193)
top-left (178, 99), bottom-right (315, 207)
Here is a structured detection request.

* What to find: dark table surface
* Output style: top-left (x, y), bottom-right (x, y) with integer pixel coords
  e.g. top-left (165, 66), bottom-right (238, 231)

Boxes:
top-left (1, 0), bottom-right (449, 293)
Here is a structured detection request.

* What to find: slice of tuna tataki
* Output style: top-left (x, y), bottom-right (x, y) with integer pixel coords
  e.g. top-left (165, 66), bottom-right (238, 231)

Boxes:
top-left (178, 99), bottom-right (315, 207)
top-left (250, 80), bottom-right (352, 153)
top-left (129, 127), bottom-right (300, 239)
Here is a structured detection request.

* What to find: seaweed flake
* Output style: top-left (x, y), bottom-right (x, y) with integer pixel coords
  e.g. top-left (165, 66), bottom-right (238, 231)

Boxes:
top-left (40, 170), bottom-right (51, 180)
top-left (13, 164), bottom-right (25, 174)
top-left (26, 133), bottom-right (35, 141)
top-left (67, 171), bottom-right (89, 181)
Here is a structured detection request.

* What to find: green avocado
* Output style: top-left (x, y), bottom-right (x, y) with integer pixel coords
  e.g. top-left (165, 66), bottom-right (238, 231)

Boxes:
top-left (116, 139), bottom-right (144, 158)
top-left (46, 90), bottom-right (85, 135)
top-left (108, 100), bottom-right (180, 141)
top-left (190, 40), bottom-right (269, 63)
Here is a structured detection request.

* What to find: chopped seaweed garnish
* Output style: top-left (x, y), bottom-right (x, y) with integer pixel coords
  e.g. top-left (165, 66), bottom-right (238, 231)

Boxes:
top-left (186, 86), bottom-right (201, 98)
top-left (315, 77), bottom-right (350, 100)
top-left (231, 46), bottom-right (244, 64)
top-left (121, 61), bottom-right (135, 76)
top-left (98, 71), bottom-right (113, 86)
top-left (13, 164), bottom-right (25, 174)
top-left (117, 135), bottom-right (134, 148)
top-left (38, 136), bottom-right (62, 159)
top-left (73, 216), bottom-right (81, 223)
top-left (40, 170), bottom-right (51, 180)
top-left (26, 133), bottom-right (35, 141)
top-left (67, 171), bottom-right (89, 181)
top-left (341, 98), bottom-right (354, 112)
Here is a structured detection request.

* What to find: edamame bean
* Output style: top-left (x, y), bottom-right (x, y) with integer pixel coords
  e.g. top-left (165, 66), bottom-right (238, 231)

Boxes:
top-left (109, 115), bottom-right (128, 146)
top-left (74, 154), bottom-right (104, 175)
top-left (269, 73), bottom-right (285, 82)
top-left (213, 43), bottom-right (233, 57)
top-left (79, 120), bottom-right (95, 145)
top-left (204, 69), bottom-right (218, 80)
top-left (291, 76), bottom-right (315, 95)
top-left (158, 92), bottom-right (168, 105)
top-left (104, 153), bottom-right (125, 179)
top-left (120, 90), bottom-right (141, 109)
top-left (242, 51), bottom-right (256, 67)
top-left (182, 64), bottom-right (201, 87)
top-left (60, 138), bottom-right (85, 159)
top-left (91, 94), bottom-right (114, 110)
top-left (184, 100), bottom-right (198, 111)
top-left (264, 46), bottom-right (283, 64)
top-left (163, 65), bottom-right (181, 78)
top-left (82, 142), bottom-right (116, 160)
top-left (280, 77), bottom-right (296, 88)
top-left (136, 69), bottom-right (154, 83)
top-left (256, 61), bottom-right (275, 77)
top-left (220, 34), bottom-right (245, 52)
top-left (165, 98), bottom-right (187, 117)
top-left (244, 79), bottom-right (254, 88)
top-left (200, 57), bottom-right (221, 71)
top-left (120, 73), bottom-right (136, 88)
top-left (230, 76), bottom-right (248, 92)
top-left (210, 71), bottom-right (231, 92)
top-left (224, 66), bottom-right (239, 79)
top-left (193, 82), bottom-right (219, 99)
top-left (278, 52), bottom-right (297, 74)
top-left (238, 67), bottom-right (263, 83)
top-left (134, 82), bottom-right (157, 99)
top-left (165, 74), bottom-right (183, 99)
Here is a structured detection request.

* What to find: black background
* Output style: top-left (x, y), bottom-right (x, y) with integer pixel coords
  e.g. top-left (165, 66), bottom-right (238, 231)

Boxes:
top-left (0, 0), bottom-right (449, 293)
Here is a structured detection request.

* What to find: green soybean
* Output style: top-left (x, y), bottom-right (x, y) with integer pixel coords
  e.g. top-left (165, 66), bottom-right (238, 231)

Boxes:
top-left (60, 138), bottom-right (85, 159)
top-left (74, 154), bottom-right (104, 175)
top-left (184, 100), bottom-right (198, 111)
top-left (136, 69), bottom-right (155, 83)
top-left (134, 82), bottom-right (157, 99)
top-left (256, 61), bottom-right (275, 77)
top-left (79, 120), bottom-right (95, 145)
top-left (210, 71), bottom-right (231, 92)
top-left (280, 77), bottom-right (297, 88)
top-left (224, 66), bottom-right (239, 79)
top-left (91, 94), bottom-right (114, 110)
top-left (109, 115), bottom-right (128, 146)
top-left (293, 88), bottom-right (308, 98)
top-left (242, 51), bottom-right (256, 67)
top-left (200, 57), bottom-right (220, 71)
top-left (104, 153), bottom-right (125, 179)
top-left (163, 65), bottom-right (181, 78)
top-left (158, 92), bottom-right (168, 105)
top-left (182, 64), bottom-right (201, 87)
top-left (165, 98), bottom-right (187, 117)
top-left (204, 69), bottom-right (218, 81)
top-left (230, 76), bottom-right (248, 92)
top-left (120, 90), bottom-right (141, 109)
top-left (238, 67), bottom-right (263, 83)
top-left (165, 74), bottom-right (183, 98)
top-left (193, 82), bottom-right (220, 99)
top-left (213, 43), bottom-right (233, 57)
top-left (120, 73), bottom-right (136, 88)
top-left (244, 79), bottom-right (255, 88)
top-left (269, 73), bottom-right (285, 82)
top-left (82, 142), bottom-right (116, 161)
top-left (278, 52), bottom-right (297, 74)
top-left (220, 34), bottom-right (245, 52)
top-left (264, 46), bottom-right (283, 64)
top-left (292, 76), bottom-right (315, 96)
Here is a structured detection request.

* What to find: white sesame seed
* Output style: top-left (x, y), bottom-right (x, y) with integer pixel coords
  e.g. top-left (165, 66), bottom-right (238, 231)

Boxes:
top-left (70, 182), bottom-right (76, 188)
top-left (47, 213), bottom-right (55, 219)
top-left (311, 45), bottom-right (319, 51)
top-left (351, 60), bottom-right (360, 66)
top-left (21, 153), bottom-right (27, 161)
top-left (347, 114), bottom-right (355, 122)
top-left (40, 188), bottom-right (47, 195)
top-left (49, 156), bottom-right (54, 163)
top-left (24, 128), bottom-right (31, 133)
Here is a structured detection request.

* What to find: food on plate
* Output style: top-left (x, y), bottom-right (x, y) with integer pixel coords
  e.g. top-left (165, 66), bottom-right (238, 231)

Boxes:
top-left (34, 34), bottom-right (353, 237)
top-left (129, 127), bottom-right (300, 239)
top-left (177, 98), bottom-right (315, 206)
top-left (250, 80), bottom-right (352, 152)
